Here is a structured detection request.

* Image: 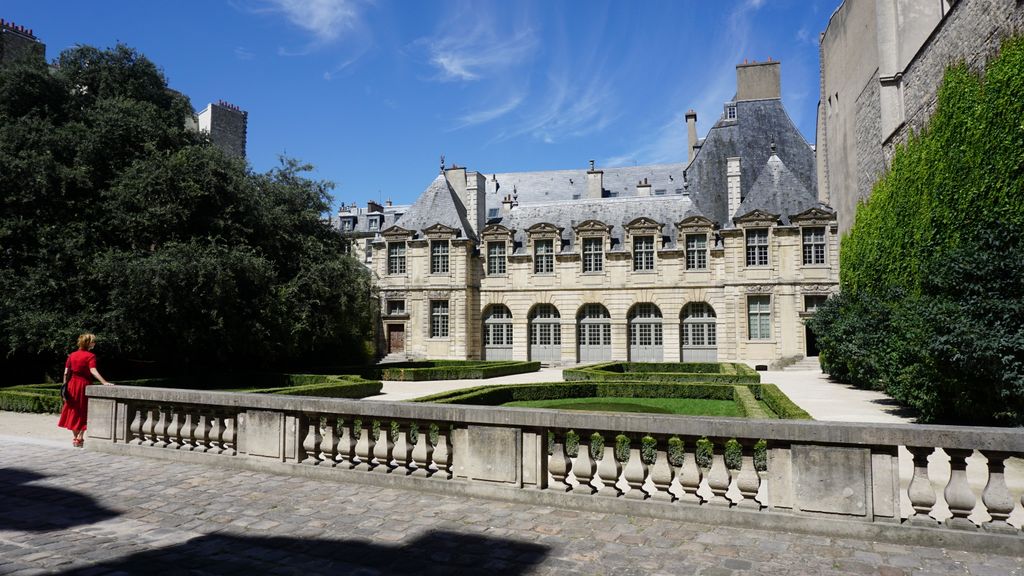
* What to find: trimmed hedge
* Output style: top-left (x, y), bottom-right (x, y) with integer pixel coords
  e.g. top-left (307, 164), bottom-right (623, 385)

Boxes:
top-left (0, 373), bottom-right (383, 414)
top-left (375, 360), bottom-right (540, 381)
top-left (565, 362), bottom-right (760, 384)
top-left (413, 381), bottom-right (743, 406)
top-left (754, 384), bottom-right (812, 420)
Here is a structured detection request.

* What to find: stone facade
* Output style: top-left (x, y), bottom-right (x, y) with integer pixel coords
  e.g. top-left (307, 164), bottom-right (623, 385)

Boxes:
top-left (0, 19), bottom-right (44, 66)
top-left (196, 101), bottom-right (248, 159)
top-left (372, 63), bottom-right (838, 367)
top-left (817, 0), bottom-right (1024, 234)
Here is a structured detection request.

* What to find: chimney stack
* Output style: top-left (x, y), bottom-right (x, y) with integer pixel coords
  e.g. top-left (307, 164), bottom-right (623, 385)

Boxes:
top-left (727, 157), bottom-right (742, 219)
top-left (466, 171), bottom-right (486, 237)
top-left (685, 109), bottom-right (698, 163)
top-left (586, 160), bottom-right (603, 199)
top-left (636, 178), bottom-right (651, 197)
top-left (736, 60), bottom-right (781, 101)
top-left (367, 200), bottom-right (383, 213)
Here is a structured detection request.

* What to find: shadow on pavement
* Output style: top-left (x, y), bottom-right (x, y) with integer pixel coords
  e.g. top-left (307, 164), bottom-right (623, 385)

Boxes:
top-left (0, 467), bottom-right (121, 532)
top-left (869, 397), bottom-right (919, 420)
top-left (56, 530), bottom-right (550, 576)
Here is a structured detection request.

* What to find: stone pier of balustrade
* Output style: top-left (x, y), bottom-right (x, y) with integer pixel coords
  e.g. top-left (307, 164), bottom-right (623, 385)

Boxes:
top-left (86, 386), bottom-right (1024, 555)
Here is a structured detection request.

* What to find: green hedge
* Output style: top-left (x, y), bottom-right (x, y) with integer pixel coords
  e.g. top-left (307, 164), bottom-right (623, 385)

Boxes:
top-left (811, 35), bottom-right (1024, 425)
top-left (755, 384), bottom-right (811, 420)
top-left (252, 379), bottom-right (382, 399)
top-left (417, 381), bottom-right (745, 405)
top-left (376, 361), bottom-right (540, 381)
top-left (564, 362), bottom-right (760, 384)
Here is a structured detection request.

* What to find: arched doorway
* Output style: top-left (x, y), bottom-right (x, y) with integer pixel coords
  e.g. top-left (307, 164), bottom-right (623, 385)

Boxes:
top-left (681, 302), bottom-right (717, 362)
top-left (483, 304), bottom-right (513, 360)
top-left (528, 304), bottom-right (561, 362)
top-left (577, 303), bottom-right (612, 363)
top-left (628, 303), bottom-right (663, 362)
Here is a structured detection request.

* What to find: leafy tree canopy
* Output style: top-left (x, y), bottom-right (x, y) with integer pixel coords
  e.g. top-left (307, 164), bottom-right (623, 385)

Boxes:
top-left (0, 44), bottom-right (371, 381)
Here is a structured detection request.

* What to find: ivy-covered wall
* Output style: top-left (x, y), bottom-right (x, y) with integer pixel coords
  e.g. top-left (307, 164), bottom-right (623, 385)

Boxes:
top-left (811, 36), bottom-right (1024, 425)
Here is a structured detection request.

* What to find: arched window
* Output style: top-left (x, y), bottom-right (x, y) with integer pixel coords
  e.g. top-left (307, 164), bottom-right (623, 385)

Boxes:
top-left (681, 302), bottom-right (717, 362)
top-left (628, 303), bottom-right (663, 362)
top-left (577, 303), bottom-right (612, 363)
top-left (483, 305), bottom-right (513, 360)
top-left (528, 304), bottom-right (561, 362)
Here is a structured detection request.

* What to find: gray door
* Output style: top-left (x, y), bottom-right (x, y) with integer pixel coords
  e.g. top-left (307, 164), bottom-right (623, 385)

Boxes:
top-left (529, 304), bottom-right (561, 362)
top-left (577, 304), bottom-right (612, 363)
top-left (483, 305), bottom-right (513, 361)
top-left (628, 304), bottom-right (663, 362)
top-left (682, 302), bottom-right (717, 363)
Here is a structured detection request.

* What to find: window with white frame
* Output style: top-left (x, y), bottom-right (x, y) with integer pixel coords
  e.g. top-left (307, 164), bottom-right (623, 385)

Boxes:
top-left (387, 242), bottom-right (406, 275)
top-left (368, 218), bottom-right (379, 231)
top-left (487, 241), bottom-right (506, 275)
top-left (534, 239), bottom-right (554, 274)
top-left (430, 240), bottom-right (449, 274)
top-left (804, 295), bottom-right (828, 313)
top-left (727, 105), bottom-right (737, 119)
top-left (632, 236), bottom-right (654, 271)
top-left (802, 227), bottom-right (826, 265)
top-left (430, 300), bottom-right (449, 338)
top-left (747, 295), bottom-right (772, 340)
top-left (685, 234), bottom-right (708, 270)
top-left (582, 237), bottom-right (603, 273)
top-left (745, 229), bottom-right (769, 267)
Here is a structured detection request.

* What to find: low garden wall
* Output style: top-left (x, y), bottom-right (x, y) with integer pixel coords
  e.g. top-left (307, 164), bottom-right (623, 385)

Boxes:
top-left (85, 385), bottom-right (1024, 554)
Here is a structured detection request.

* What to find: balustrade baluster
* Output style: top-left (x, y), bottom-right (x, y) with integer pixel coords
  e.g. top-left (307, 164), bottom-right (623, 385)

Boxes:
top-left (208, 413), bottom-right (224, 454)
top-left (129, 408), bottom-right (144, 445)
top-left (706, 442), bottom-right (730, 506)
top-left (153, 408), bottom-right (169, 448)
top-left (222, 414), bottom-right (236, 456)
top-left (388, 421), bottom-right (406, 473)
top-left (648, 444), bottom-right (672, 501)
top-left (979, 451), bottom-right (1017, 534)
top-left (143, 407), bottom-right (158, 446)
top-left (302, 416), bottom-right (321, 465)
top-left (182, 412), bottom-right (198, 451)
top-left (352, 420), bottom-right (372, 470)
top-left (168, 412), bottom-right (183, 449)
top-left (319, 416), bottom-right (337, 466)
top-left (735, 444), bottom-right (762, 510)
top-left (370, 421), bottom-right (387, 471)
top-left (943, 448), bottom-right (978, 530)
top-left (430, 427), bottom-right (451, 479)
top-left (573, 442), bottom-right (595, 494)
top-left (623, 447), bottom-right (646, 500)
top-left (678, 442), bottom-right (703, 503)
top-left (409, 423), bottom-right (429, 476)
top-left (196, 412), bottom-right (212, 452)
top-left (906, 446), bottom-right (938, 526)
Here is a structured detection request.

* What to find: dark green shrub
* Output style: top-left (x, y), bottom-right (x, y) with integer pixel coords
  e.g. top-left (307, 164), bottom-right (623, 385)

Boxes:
top-left (695, 437), bottom-right (713, 468)
top-left (589, 432), bottom-right (604, 460)
top-left (428, 423), bottom-right (440, 447)
top-left (546, 430), bottom-right (554, 455)
top-left (667, 436), bottom-right (685, 468)
top-left (753, 439), bottom-right (767, 472)
top-left (370, 420), bottom-right (381, 442)
top-left (757, 385), bottom-right (812, 420)
top-left (564, 362), bottom-right (759, 384)
top-left (408, 422), bottom-right (419, 445)
top-left (565, 430), bottom-right (580, 458)
top-left (640, 436), bottom-right (657, 465)
top-left (353, 419), bottom-right (363, 438)
top-left (614, 434), bottom-right (631, 463)
top-left (724, 438), bottom-right (742, 470)
top-left (377, 360), bottom-right (540, 381)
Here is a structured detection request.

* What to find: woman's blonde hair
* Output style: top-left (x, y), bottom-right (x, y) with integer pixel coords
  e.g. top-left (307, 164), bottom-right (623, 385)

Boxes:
top-left (77, 333), bottom-right (96, 350)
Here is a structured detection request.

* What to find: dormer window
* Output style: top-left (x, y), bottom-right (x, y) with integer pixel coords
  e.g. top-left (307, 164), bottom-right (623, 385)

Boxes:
top-left (582, 237), bottom-right (604, 273)
top-left (369, 218), bottom-right (379, 231)
top-left (726, 105), bottom-right (737, 120)
top-left (341, 218), bottom-right (354, 232)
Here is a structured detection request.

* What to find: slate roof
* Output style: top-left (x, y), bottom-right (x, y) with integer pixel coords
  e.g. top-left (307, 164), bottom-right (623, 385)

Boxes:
top-left (735, 154), bottom-right (827, 225)
top-left (393, 174), bottom-right (476, 240)
top-left (495, 195), bottom-right (705, 254)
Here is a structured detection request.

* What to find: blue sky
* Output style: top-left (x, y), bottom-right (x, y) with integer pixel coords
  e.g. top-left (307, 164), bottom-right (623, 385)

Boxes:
top-left (5, 0), bottom-right (836, 209)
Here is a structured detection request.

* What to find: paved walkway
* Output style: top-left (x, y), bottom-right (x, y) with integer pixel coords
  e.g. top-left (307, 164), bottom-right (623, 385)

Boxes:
top-left (763, 369), bottom-right (916, 424)
top-left (1, 440), bottom-right (1021, 576)
top-left (367, 368), bottom-right (567, 402)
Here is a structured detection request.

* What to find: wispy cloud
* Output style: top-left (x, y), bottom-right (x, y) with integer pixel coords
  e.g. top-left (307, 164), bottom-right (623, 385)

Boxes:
top-left (258, 0), bottom-right (364, 44)
top-left (420, 27), bottom-right (538, 82)
top-left (509, 76), bottom-right (616, 144)
top-left (234, 46), bottom-right (255, 60)
top-left (452, 94), bottom-right (525, 129)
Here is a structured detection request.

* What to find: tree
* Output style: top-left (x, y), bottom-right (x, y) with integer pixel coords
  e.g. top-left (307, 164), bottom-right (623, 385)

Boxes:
top-left (0, 44), bottom-right (372, 381)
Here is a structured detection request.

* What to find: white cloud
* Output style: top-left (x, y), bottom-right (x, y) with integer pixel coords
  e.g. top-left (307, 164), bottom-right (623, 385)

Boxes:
top-left (512, 76), bottom-right (616, 144)
top-left (452, 94), bottom-right (525, 129)
top-left (422, 27), bottom-right (538, 82)
top-left (260, 0), bottom-right (364, 44)
top-left (234, 46), bottom-right (255, 60)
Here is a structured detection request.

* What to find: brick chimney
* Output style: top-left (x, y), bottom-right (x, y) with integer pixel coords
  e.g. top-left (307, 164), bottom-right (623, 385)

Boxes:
top-left (685, 109), bottom-right (699, 163)
top-left (367, 200), bottom-right (383, 213)
top-left (727, 157), bottom-right (742, 219)
top-left (635, 178), bottom-right (651, 197)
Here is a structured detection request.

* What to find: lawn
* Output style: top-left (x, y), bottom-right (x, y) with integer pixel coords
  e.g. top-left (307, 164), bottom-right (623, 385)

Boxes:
top-left (502, 396), bottom-right (744, 417)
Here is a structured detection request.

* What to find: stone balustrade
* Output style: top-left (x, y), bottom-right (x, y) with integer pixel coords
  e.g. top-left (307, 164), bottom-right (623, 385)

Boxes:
top-left (86, 386), bottom-right (1024, 554)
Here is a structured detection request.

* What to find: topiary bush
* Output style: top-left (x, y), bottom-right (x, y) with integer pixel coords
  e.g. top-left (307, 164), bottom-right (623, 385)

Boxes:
top-left (753, 439), bottom-right (768, 472)
top-left (667, 436), bottom-right (685, 468)
top-left (724, 438), bottom-right (742, 470)
top-left (614, 434), bottom-right (631, 463)
top-left (695, 437), bottom-right (713, 469)
top-left (589, 432), bottom-right (605, 461)
top-left (640, 436), bottom-right (657, 465)
top-left (564, 430), bottom-right (580, 458)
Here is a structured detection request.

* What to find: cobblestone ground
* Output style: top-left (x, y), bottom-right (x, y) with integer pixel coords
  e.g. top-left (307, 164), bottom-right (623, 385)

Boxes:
top-left (0, 441), bottom-right (1020, 576)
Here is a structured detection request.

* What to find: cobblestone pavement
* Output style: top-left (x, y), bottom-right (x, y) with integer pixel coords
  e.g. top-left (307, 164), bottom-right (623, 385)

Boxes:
top-left (1, 441), bottom-right (1021, 576)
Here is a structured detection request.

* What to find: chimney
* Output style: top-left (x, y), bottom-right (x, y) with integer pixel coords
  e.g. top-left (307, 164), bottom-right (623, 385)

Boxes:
top-left (466, 171), bottom-right (486, 237)
top-left (586, 160), bottom-right (603, 199)
top-left (685, 109), bottom-right (698, 163)
top-left (636, 178), bottom-right (651, 197)
top-left (385, 198), bottom-right (393, 207)
top-left (501, 194), bottom-right (515, 216)
top-left (367, 200), bottom-right (383, 213)
top-left (736, 60), bottom-right (781, 101)
top-left (445, 165), bottom-right (468, 206)
top-left (727, 157), bottom-right (742, 219)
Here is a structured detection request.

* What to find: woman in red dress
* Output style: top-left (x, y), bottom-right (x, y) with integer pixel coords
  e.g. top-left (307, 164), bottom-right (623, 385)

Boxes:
top-left (58, 333), bottom-right (114, 447)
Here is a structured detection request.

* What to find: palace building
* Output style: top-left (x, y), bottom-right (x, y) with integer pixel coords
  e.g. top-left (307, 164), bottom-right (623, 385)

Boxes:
top-left (372, 61), bottom-right (838, 367)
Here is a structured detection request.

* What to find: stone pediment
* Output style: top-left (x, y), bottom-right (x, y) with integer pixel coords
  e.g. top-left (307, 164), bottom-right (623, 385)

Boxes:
top-left (526, 222), bottom-right (564, 237)
top-left (789, 207), bottom-right (836, 226)
top-left (676, 215), bottom-right (716, 233)
top-left (624, 217), bottom-right (663, 233)
top-left (381, 225), bottom-right (414, 239)
top-left (481, 224), bottom-right (515, 241)
top-left (733, 209), bottom-right (780, 227)
top-left (422, 223), bottom-right (459, 239)
top-left (573, 219), bottom-right (613, 235)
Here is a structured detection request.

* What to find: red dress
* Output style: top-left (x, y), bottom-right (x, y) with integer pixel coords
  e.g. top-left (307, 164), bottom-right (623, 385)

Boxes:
top-left (57, 349), bottom-right (97, 431)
